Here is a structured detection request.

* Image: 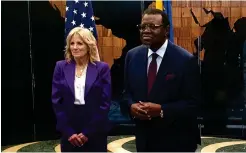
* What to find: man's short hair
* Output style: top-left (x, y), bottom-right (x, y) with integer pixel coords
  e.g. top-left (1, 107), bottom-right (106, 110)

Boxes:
top-left (143, 8), bottom-right (170, 27)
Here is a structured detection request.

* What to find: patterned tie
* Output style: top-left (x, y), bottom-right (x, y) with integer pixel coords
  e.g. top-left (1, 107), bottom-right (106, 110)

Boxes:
top-left (148, 53), bottom-right (158, 94)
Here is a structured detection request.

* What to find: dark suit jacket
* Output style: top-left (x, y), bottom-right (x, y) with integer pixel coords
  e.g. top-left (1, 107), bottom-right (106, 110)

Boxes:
top-left (124, 41), bottom-right (201, 151)
top-left (51, 60), bottom-right (111, 140)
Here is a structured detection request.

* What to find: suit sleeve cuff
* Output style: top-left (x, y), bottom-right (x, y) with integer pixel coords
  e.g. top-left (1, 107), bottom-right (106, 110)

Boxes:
top-left (81, 128), bottom-right (91, 138)
top-left (63, 127), bottom-right (76, 139)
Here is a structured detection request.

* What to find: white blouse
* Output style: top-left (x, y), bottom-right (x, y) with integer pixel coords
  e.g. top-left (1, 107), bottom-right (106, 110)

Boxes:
top-left (74, 66), bottom-right (87, 105)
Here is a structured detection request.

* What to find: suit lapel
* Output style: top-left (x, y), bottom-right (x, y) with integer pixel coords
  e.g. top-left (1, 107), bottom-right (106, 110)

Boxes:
top-left (85, 62), bottom-right (98, 97)
top-left (64, 60), bottom-right (76, 95)
top-left (148, 41), bottom-right (175, 98)
top-left (137, 45), bottom-right (149, 98)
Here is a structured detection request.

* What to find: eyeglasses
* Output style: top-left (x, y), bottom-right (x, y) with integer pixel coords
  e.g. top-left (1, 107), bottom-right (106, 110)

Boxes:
top-left (137, 23), bottom-right (164, 31)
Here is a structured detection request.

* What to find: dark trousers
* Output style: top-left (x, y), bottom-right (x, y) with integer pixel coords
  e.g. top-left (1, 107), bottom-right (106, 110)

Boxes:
top-left (60, 105), bottom-right (108, 152)
top-left (135, 136), bottom-right (197, 152)
top-left (136, 143), bottom-right (197, 152)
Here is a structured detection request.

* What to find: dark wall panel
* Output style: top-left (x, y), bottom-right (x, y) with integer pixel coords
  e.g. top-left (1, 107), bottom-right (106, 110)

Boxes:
top-left (29, 1), bottom-right (64, 140)
top-left (2, 1), bottom-right (34, 145)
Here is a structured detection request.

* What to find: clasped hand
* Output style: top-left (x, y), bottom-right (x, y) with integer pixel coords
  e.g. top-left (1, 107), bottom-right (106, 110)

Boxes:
top-left (130, 101), bottom-right (161, 120)
top-left (68, 133), bottom-right (88, 147)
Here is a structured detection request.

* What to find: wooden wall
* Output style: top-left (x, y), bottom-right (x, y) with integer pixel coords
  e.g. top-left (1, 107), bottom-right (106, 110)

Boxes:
top-left (49, 1), bottom-right (246, 67)
top-left (171, 1), bottom-right (246, 60)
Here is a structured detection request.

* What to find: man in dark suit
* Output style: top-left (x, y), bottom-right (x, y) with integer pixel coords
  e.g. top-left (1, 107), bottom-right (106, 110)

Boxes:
top-left (124, 8), bottom-right (201, 152)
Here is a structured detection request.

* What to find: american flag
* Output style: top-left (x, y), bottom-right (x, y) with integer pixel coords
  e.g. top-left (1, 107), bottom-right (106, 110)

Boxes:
top-left (65, 0), bottom-right (98, 39)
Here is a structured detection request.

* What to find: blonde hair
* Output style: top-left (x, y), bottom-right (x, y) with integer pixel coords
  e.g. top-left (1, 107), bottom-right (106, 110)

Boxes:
top-left (65, 27), bottom-right (100, 63)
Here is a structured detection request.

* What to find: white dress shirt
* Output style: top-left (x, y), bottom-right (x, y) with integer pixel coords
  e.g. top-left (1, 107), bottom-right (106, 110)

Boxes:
top-left (74, 66), bottom-right (87, 105)
top-left (147, 39), bottom-right (168, 74)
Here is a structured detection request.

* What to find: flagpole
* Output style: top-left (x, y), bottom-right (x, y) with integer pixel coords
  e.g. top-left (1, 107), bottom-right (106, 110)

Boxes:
top-left (141, 0), bottom-right (145, 15)
top-left (27, 0), bottom-right (36, 141)
top-left (198, 36), bottom-right (202, 74)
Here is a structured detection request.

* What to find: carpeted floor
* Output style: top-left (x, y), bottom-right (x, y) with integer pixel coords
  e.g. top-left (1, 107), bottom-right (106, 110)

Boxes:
top-left (2, 135), bottom-right (246, 152)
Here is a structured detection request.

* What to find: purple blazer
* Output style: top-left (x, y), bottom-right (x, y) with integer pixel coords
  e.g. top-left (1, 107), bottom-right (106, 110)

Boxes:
top-left (51, 60), bottom-right (111, 139)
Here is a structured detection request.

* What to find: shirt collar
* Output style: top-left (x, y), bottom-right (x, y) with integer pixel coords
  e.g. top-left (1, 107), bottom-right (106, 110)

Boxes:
top-left (148, 39), bottom-right (168, 58)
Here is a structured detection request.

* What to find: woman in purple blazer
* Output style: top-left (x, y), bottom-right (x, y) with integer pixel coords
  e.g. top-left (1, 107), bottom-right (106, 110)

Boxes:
top-left (52, 27), bottom-right (111, 152)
